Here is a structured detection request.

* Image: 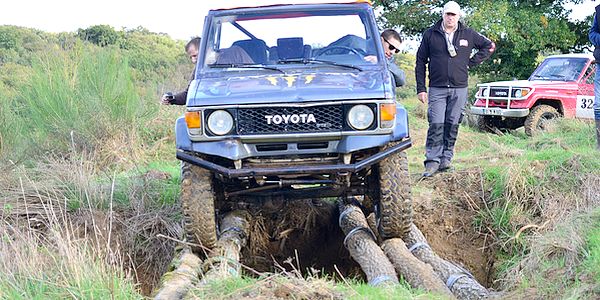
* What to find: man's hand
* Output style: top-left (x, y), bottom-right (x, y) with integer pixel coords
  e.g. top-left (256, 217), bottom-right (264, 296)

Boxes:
top-left (417, 92), bottom-right (428, 104)
top-left (364, 55), bottom-right (377, 63)
top-left (160, 92), bottom-right (174, 105)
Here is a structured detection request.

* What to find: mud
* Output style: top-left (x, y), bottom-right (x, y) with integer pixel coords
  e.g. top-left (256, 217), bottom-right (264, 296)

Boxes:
top-left (239, 199), bottom-right (363, 279)
top-left (412, 169), bottom-right (496, 287)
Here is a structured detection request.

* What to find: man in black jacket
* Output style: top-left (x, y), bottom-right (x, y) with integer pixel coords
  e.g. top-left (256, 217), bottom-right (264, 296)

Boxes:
top-left (161, 37), bottom-right (201, 105)
top-left (415, 1), bottom-right (494, 177)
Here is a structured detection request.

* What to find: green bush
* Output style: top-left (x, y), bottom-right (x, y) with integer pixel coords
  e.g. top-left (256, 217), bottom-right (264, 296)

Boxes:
top-left (16, 45), bottom-right (154, 154)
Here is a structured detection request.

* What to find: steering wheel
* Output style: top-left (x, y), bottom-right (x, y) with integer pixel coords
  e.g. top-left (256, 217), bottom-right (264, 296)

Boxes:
top-left (315, 46), bottom-right (365, 58)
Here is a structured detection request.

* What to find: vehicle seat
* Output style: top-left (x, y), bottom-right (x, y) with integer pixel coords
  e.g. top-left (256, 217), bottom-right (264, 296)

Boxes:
top-left (277, 37), bottom-right (305, 60)
top-left (232, 39), bottom-right (268, 64)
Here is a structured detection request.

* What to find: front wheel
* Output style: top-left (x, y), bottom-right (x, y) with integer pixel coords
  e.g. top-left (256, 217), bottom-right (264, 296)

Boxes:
top-left (524, 105), bottom-right (560, 136)
top-left (180, 162), bottom-right (218, 252)
top-left (375, 145), bottom-right (413, 239)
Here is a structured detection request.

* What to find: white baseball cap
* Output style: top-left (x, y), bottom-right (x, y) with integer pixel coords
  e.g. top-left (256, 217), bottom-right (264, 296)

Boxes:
top-left (443, 1), bottom-right (461, 16)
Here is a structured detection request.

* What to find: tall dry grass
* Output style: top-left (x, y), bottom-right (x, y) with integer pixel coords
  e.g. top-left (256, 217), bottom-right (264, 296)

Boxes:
top-left (0, 170), bottom-right (142, 299)
top-left (0, 151), bottom-right (183, 296)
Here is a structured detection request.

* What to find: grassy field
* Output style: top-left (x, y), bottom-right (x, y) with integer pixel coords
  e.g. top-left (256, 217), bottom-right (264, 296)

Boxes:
top-left (0, 25), bottom-right (598, 299)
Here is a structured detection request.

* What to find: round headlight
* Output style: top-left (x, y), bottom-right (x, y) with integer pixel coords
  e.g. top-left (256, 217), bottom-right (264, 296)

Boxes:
top-left (347, 105), bottom-right (374, 130)
top-left (207, 110), bottom-right (234, 135)
top-left (482, 88), bottom-right (490, 97)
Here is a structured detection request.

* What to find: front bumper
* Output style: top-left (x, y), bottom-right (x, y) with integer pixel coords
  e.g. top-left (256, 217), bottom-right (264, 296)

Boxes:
top-left (177, 138), bottom-right (412, 178)
top-left (470, 106), bottom-right (529, 117)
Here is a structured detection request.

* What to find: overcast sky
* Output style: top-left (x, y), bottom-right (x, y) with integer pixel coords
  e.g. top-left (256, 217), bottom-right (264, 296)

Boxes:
top-left (0, 0), bottom-right (596, 41)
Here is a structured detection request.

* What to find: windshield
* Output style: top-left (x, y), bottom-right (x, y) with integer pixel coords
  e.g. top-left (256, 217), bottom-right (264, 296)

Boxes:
top-left (202, 8), bottom-right (379, 70)
top-left (530, 57), bottom-right (588, 82)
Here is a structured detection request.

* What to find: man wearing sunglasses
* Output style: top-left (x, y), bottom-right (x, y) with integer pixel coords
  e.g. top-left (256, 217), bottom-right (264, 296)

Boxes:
top-left (365, 29), bottom-right (406, 87)
top-left (415, 1), bottom-right (495, 177)
top-left (381, 29), bottom-right (406, 87)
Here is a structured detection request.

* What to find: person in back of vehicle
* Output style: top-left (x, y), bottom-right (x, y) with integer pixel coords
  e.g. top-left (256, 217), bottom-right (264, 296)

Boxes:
top-left (589, 4), bottom-right (600, 150)
top-left (415, 1), bottom-right (495, 177)
top-left (160, 37), bottom-right (200, 105)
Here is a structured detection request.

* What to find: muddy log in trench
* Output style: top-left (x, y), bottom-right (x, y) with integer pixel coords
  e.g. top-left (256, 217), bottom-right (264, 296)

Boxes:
top-left (201, 210), bottom-right (250, 283)
top-left (153, 247), bottom-right (202, 300)
top-left (338, 203), bottom-right (398, 286)
top-left (404, 223), bottom-right (492, 300)
top-left (381, 238), bottom-right (454, 297)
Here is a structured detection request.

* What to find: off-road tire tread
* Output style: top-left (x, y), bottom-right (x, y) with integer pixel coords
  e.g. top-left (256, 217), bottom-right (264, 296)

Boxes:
top-left (524, 104), bottom-right (559, 136)
top-left (476, 115), bottom-right (503, 132)
top-left (181, 162), bottom-right (217, 251)
top-left (377, 144), bottom-right (412, 239)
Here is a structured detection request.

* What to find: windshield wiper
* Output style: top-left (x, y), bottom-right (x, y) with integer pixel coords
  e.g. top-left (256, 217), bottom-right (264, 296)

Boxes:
top-left (548, 74), bottom-right (568, 81)
top-left (532, 74), bottom-right (549, 80)
top-left (208, 63), bottom-right (285, 74)
top-left (278, 58), bottom-right (363, 71)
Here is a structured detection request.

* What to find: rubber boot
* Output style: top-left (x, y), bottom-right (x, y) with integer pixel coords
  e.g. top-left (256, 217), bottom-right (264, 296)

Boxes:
top-left (596, 119), bottom-right (600, 151)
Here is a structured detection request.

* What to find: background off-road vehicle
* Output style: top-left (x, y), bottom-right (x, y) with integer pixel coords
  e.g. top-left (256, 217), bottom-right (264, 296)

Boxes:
top-left (174, 1), bottom-right (412, 251)
top-left (471, 53), bottom-right (595, 136)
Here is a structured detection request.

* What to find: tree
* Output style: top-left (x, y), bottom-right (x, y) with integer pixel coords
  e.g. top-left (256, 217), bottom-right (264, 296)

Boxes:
top-left (374, 0), bottom-right (590, 81)
top-left (77, 25), bottom-right (123, 47)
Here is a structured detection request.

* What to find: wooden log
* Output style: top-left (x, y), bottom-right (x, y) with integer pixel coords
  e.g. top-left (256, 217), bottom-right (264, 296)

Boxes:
top-left (154, 248), bottom-right (202, 300)
top-left (404, 223), bottom-right (490, 300)
top-left (381, 238), bottom-right (454, 298)
top-left (201, 210), bottom-right (249, 282)
top-left (338, 204), bottom-right (398, 286)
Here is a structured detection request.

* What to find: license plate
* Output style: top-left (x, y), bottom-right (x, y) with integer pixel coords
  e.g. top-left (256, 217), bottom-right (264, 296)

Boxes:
top-left (482, 108), bottom-right (502, 116)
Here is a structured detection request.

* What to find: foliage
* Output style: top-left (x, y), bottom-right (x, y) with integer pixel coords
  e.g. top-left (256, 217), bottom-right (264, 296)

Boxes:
top-left (374, 0), bottom-right (591, 81)
top-left (0, 25), bottom-right (189, 165)
top-left (14, 45), bottom-right (148, 154)
top-left (394, 52), bottom-right (416, 99)
top-left (0, 25), bottom-right (56, 66)
top-left (77, 24), bottom-right (123, 46)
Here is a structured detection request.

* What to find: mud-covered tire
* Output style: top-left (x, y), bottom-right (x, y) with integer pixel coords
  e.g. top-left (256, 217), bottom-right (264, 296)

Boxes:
top-left (476, 115), bottom-right (504, 132)
top-left (524, 104), bottom-right (560, 136)
top-left (180, 162), bottom-right (217, 251)
top-left (376, 145), bottom-right (412, 239)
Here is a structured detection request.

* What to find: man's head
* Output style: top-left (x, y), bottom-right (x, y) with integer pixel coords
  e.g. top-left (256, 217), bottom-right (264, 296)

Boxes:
top-left (442, 1), bottom-right (461, 30)
top-left (380, 29), bottom-right (402, 59)
top-left (185, 37), bottom-right (201, 64)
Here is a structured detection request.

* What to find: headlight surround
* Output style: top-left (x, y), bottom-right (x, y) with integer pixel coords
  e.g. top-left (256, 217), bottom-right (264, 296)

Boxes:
top-left (481, 88), bottom-right (490, 97)
top-left (207, 110), bottom-right (234, 135)
top-left (347, 105), bottom-right (374, 130)
top-left (512, 88), bottom-right (530, 98)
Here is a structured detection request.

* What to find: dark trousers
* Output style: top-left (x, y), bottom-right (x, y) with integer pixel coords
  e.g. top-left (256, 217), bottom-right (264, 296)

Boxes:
top-left (424, 87), bottom-right (468, 166)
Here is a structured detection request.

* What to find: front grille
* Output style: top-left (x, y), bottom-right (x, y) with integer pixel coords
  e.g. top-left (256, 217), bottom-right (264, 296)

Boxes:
top-left (490, 88), bottom-right (509, 98)
top-left (237, 105), bottom-right (343, 135)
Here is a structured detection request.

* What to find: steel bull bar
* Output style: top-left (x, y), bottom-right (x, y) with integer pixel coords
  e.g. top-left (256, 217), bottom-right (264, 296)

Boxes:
top-left (176, 139), bottom-right (412, 179)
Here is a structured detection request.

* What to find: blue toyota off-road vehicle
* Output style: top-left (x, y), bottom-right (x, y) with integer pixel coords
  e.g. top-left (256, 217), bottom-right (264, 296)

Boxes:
top-left (175, 1), bottom-right (413, 250)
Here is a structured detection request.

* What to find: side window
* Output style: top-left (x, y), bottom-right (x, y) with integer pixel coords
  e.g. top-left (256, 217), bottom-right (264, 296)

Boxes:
top-left (585, 63), bottom-right (596, 84)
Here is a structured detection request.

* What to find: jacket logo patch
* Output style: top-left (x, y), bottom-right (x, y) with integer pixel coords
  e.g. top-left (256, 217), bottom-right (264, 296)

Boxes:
top-left (459, 39), bottom-right (468, 47)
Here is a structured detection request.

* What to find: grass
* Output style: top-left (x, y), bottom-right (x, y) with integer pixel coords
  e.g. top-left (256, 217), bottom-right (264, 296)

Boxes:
top-left (2, 42), bottom-right (163, 166)
top-left (0, 201), bottom-right (143, 300)
top-left (503, 209), bottom-right (600, 298)
top-left (190, 272), bottom-right (443, 299)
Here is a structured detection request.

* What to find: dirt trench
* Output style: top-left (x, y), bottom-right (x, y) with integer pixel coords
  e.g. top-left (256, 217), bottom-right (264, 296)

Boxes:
top-left (135, 168), bottom-right (496, 294)
top-left (412, 169), bottom-right (496, 287)
top-left (204, 168), bottom-right (496, 288)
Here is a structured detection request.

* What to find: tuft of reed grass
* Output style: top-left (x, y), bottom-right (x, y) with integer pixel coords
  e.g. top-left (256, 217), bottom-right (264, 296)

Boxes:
top-left (498, 209), bottom-right (600, 298)
top-left (13, 45), bottom-right (156, 162)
